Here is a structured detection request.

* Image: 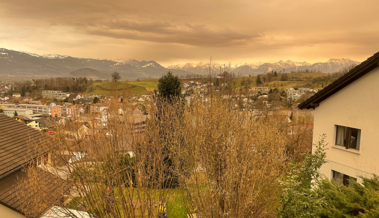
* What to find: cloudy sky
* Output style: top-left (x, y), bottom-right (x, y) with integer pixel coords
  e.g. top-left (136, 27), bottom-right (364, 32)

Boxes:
top-left (0, 0), bottom-right (378, 66)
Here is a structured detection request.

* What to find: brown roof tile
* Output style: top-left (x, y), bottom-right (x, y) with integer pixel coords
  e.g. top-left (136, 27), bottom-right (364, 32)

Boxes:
top-left (0, 169), bottom-right (70, 217)
top-left (0, 114), bottom-right (54, 177)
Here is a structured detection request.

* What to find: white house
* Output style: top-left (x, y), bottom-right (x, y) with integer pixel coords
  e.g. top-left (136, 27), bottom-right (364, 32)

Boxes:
top-left (12, 93), bottom-right (21, 98)
top-left (299, 52), bottom-right (379, 186)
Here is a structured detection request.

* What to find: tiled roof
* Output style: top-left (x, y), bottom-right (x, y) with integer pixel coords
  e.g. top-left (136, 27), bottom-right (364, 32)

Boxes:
top-left (0, 114), bottom-right (54, 177)
top-left (0, 169), bottom-right (70, 217)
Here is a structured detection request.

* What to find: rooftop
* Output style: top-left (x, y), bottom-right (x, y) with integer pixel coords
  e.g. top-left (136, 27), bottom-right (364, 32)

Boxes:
top-left (0, 114), bottom-right (54, 177)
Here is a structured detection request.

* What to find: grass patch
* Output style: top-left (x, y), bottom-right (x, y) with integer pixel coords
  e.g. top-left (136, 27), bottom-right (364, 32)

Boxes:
top-left (66, 196), bottom-right (84, 209)
top-left (84, 81), bottom-right (150, 96)
top-left (127, 79), bottom-right (158, 92)
top-left (167, 190), bottom-right (189, 218)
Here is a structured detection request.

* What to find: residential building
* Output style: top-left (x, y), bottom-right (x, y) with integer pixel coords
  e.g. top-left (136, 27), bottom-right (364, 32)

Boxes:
top-left (1, 104), bottom-right (51, 114)
top-left (287, 90), bottom-right (301, 103)
top-left (42, 90), bottom-right (67, 99)
top-left (12, 93), bottom-right (21, 98)
top-left (299, 52), bottom-right (379, 185)
top-left (67, 105), bottom-right (83, 117)
top-left (0, 114), bottom-right (69, 218)
top-left (14, 116), bottom-right (41, 130)
top-left (299, 87), bottom-right (311, 94)
top-left (50, 105), bottom-right (61, 117)
top-left (2, 109), bottom-right (33, 118)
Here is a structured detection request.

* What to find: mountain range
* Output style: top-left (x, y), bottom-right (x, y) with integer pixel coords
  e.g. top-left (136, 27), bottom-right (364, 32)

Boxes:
top-left (168, 58), bottom-right (360, 76)
top-left (0, 48), bottom-right (360, 80)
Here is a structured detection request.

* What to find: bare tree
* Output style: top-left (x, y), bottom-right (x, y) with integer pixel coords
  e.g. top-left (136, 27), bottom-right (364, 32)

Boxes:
top-left (111, 72), bottom-right (121, 82)
top-left (20, 86), bottom-right (314, 218)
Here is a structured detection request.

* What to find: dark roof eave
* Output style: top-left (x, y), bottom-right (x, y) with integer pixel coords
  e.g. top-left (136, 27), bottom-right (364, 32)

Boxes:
top-left (298, 52), bottom-right (379, 110)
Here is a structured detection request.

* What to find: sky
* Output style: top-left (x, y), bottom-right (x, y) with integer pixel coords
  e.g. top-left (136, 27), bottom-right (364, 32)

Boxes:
top-left (1, 0), bottom-right (379, 66)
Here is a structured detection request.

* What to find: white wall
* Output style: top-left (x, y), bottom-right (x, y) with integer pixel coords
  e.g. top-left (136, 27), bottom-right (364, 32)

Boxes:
top-left (312, 66), bottom-right (379, 183)
top-left (0, 204), bottom-right (25, 218)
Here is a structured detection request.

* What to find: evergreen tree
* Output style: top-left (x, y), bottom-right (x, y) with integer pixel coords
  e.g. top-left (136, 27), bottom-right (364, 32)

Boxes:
top-left (153, 71), bottom-right (184, 187)
top-left (0, 109), bottom-right (3, 113)
top-left (215, 78), bottom-right (220, 86)
top-left (93, 97), bottom-right (99, 104)
top-left (21, 87), bottom-right (26, 97)
top-left (14, 111), bottom-right (18, 117)
top-left (318, 176), bottom-right (379, 217)
top-left (157, 71), bottom-right (181, 102)
top-left (274, 71), bottom-right (278, 77)
top-left (256, 75), bottom-right (262, 85)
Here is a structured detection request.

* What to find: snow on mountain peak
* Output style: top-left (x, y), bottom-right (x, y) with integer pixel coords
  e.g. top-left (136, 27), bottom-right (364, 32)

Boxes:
top-left (142, 63), bottom-right (156, 68)
top-left (42, 54), bottom-right (68, 59)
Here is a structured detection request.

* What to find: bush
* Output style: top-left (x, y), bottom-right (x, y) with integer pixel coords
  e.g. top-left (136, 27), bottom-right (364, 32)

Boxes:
top-left (318, 176), bottom-right (379, 217)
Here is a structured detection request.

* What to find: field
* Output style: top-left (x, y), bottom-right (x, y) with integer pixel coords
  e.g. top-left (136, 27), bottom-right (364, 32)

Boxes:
top-left (84, 80), bottom-right (158, 96)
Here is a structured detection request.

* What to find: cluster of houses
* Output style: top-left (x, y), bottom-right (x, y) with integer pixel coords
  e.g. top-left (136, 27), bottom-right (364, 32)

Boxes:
top-left (285, 87), bottom-right (322, 103)
top-left (0, 89), bottom-right (151, 133)
top-left (181, 81), bottom-right (215, 94)
top-left (0, 84), bottom-right (12, 95)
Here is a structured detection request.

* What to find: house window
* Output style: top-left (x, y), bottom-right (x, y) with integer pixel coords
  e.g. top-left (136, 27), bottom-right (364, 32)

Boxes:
top-left (36, 157), bottom-right (42, 166)
top-left (44, 154), bottom-right (49, 165)
top-left (332, 170), bottom-right (357, 186)
top-left (335, 125), bottom-right (361, 150)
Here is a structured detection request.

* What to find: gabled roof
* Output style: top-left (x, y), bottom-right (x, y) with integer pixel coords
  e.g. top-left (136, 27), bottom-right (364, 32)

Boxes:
top-left (0, 114), bottom-right (54, 177)
top-left (299, 52), bottom-right (379, 109)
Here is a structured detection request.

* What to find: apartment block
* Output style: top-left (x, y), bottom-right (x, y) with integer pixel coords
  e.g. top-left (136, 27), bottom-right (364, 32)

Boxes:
top-left (42, 90), bottom-right (67, 99)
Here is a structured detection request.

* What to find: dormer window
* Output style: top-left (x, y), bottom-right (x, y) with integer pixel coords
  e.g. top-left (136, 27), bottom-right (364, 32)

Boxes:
top-left (335, 125), bottom-right (361, 150)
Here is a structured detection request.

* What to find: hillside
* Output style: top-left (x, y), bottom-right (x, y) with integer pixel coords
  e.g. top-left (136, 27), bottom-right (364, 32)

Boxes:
top-left (0, 48), bottom-right (188, 80)
top-left (83, 80), bottom-right (158, 96)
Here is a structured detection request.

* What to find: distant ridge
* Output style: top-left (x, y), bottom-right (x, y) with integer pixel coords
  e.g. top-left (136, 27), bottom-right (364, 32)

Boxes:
top-left (168, 58), bottom-right (360, 75)
top-left (0, 48), bottom-right (360, 79)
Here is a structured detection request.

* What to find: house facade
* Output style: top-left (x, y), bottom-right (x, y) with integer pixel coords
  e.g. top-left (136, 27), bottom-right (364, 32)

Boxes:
top-left (1, 104), bottom-right (51, 114)
top-left (299, 52), bottom-right (379, 185)
top-left (12, 93), bottom-right (21, 98)
top-left (50, 105), bottom-right (61, 117)
top-left (2, 109), bottom-right (33, 118)
top-left (42, 90), bottom-right (67, 99)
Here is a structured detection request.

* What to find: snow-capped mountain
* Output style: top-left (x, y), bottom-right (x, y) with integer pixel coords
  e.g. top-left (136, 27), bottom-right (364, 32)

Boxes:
top-left (0, 48), bottom-right (188, 79)
top-left (0, 48), bottom-right (360, 79)
top-left (168, 59), bottom-right (359, 75)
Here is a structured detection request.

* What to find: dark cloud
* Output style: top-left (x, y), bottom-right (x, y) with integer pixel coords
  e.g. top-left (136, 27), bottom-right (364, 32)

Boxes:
top-left (1, 0), bottom-right (379, 64)
top-left (83, 19), bottom-right (259, 46)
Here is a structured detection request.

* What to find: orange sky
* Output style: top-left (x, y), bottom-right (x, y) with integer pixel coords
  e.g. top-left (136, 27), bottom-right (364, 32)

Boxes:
top-left (1, 0), bottom-right (378, 66)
